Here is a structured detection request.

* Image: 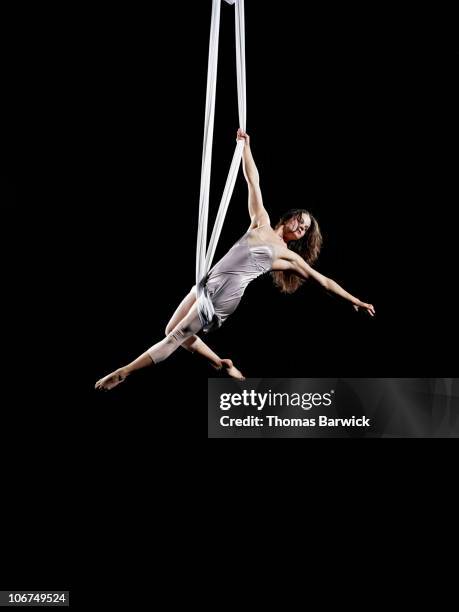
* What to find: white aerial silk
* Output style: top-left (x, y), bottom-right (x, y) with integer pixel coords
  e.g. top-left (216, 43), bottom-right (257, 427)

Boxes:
top-left (195, 0), bottom-right (247, 331)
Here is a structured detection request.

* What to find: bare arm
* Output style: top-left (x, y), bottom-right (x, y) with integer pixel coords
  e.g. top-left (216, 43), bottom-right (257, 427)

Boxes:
top-left (237, 129), bottom-right (270, 228)
top-left (288, 254), bottom-right (375, 316)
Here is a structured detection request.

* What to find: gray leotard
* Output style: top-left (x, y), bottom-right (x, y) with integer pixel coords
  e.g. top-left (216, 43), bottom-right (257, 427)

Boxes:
top-left (197, 230), bottom-right (274, 332)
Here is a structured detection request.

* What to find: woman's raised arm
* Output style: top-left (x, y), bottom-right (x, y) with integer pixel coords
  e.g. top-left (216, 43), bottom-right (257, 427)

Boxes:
top-left (237, 129), bottom-right (270, 228)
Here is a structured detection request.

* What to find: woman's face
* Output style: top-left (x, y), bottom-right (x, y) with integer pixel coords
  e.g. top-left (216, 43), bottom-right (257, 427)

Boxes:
top-left (284, 213), bottom-right (311, 241)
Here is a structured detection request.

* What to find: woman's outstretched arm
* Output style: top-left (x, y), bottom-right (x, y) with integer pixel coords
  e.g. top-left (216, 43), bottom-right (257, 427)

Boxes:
top-left (237, 129), bottom-right (270, 228)
top-left (288, 254), bottom-right (375, 316)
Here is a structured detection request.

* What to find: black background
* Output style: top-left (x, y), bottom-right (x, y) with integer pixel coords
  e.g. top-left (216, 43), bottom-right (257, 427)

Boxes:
top-left (1, 0), bottom-right (458, 601)
top-left (83, 3), bottom-right (458, 383)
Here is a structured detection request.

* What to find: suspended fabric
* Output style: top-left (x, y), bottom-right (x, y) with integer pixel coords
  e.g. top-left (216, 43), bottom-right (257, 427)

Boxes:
top-left (195, 0), bottom-right (247, 332)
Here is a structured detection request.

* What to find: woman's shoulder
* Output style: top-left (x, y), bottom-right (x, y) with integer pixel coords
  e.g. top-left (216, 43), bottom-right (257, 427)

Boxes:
top-left (246, 225), bottom-right (270, 244)
top-left (247, 222), bottom-right (274, 237)
top-left (247, 224), bottom-right (280, 243)
top-left (246, 225), bottom-right (290, 259)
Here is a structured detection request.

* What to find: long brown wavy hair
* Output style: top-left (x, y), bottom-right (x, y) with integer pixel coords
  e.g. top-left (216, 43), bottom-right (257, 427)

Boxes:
top-left (271, 209), bottom-right (323, 294)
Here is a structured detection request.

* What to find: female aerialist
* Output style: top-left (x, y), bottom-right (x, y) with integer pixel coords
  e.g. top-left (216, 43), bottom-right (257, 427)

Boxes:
top-left (95, 129), bottom-right (375, 390)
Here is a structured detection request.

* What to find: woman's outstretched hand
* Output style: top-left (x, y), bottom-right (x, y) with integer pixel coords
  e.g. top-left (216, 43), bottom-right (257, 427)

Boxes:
top-left (236, 128), bottom-right (250, 145)
top-left (353, 302), bottom-right (375, 317)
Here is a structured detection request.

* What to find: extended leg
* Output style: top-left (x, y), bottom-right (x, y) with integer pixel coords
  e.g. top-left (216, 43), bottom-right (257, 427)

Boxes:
top-left (95, 304), bottom-right (203, 390)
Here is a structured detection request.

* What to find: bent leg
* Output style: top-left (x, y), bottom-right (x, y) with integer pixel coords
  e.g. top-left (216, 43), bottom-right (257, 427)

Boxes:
top-left (162, 288), bottom-right (245, 378)
top-left (164, 287), bottom-right (222, 369)
top-left (147, 303), bottom-right (202, 364)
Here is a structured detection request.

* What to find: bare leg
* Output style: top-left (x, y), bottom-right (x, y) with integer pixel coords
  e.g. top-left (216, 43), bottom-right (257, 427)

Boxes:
top-left (95, 305), bottom-right (201, 390)
top-left (164, 288), bottom-right (245, 378)
top-left (95, 290), bottom-right (245, 391)
top-left (163, 288), bottom-right (221, 368)
top-left (181, 336), bottom-right (244, 379)
top-left (94, 351), bottom-right (153, 391)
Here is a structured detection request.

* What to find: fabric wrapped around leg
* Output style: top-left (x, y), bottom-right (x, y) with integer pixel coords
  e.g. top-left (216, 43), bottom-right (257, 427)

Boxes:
top-left (147, 309), bottom-right (202, 364)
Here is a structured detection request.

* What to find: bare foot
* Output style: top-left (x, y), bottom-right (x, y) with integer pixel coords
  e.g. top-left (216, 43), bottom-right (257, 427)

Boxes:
top-left (219, 358), bottom-right (246, 380)
top-left (95, 367), bottom-right (129, 391)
